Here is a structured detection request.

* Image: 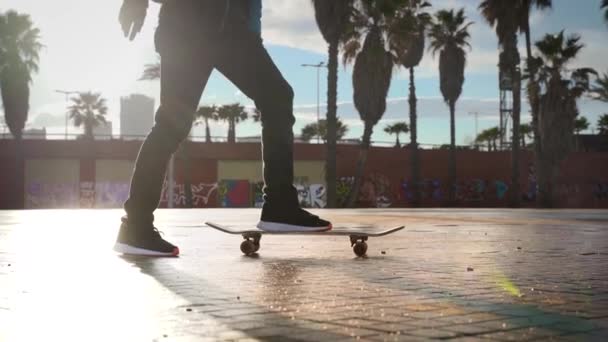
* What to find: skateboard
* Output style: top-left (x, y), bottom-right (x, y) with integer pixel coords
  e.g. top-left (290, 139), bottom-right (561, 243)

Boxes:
top-left (205, 222), bottom-right (405, 257)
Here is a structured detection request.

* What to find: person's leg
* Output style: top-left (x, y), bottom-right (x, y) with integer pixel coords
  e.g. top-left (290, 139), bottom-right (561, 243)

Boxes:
top-left (123, 54), bottom-right (212, 224)
top-left (116, 5), bottom-right (214, 255)
top-left (214, 32), bottom-right (331, 232)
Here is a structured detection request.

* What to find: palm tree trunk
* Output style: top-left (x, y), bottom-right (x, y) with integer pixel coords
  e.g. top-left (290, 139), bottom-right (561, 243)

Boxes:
top-left (346, 124), bottom-right (373, 207)
top-left (526, 24), bottom-right (543, 207)
top-left (325, 40), bottom-right (339, 208)
top-left (448, 100), bottom-right (456, 205)
top-left (409, 67), bottom-right (421, 207)
top-left (511, 66), bottom-right (522, 207)
top-left (0, 76), bottom-right (29, 141)
top-left (396, 135), bottom-right (400, 148)
top-left (85, 123), bottom-right (93, 140)
top-left (205, 117), bottom-right (211, 143)
top-left (228, 119), bottom-right (235, 143)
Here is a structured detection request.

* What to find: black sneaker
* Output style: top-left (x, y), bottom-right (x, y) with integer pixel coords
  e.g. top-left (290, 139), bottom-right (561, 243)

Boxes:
top-left (113, 216), bottom-right (179, 257)
top-left (257, 206), bottom-right (332, 232)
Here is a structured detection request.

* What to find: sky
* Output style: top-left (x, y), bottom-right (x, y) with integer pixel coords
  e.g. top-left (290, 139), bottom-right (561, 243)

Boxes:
top-left (1, 0), bottom-right (607, 145)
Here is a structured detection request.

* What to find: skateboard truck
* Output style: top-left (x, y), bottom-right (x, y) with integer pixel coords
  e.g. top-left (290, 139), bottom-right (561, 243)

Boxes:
top-left (350, 235), bottom-right (368, 257)
top-left (241, 231), bottom-right (262, 255)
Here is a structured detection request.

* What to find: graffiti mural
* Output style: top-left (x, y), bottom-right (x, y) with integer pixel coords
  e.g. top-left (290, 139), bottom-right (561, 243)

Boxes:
top-left (218, 180), bottom-right (250, 208)
top-left (593, 182), bottom-right (608, 200)
top-left (523, 163), bottom-right (537, 201)
top-left (96, 182), bottom-right (130, 208)
top-left (401, 179), bottom-right (442, 202)
top-left (308, 184), bottom-right (327, 208)
top-left (25, 182), bottom-right (79, 209)
top-left (80, 181), bottom-right (96, 208)
top-left (295, 183), bottom-right (327, 208)
top-left (160, 181), bottom-right (218, 208)
top-left (336, 176), bottom-right (354, 207)
top-left (495, 180), bottom-right (509, 200)
top-left (252, 182), bottom-right (265, 208)
top-left (456, 179), bottom-right (486, 202)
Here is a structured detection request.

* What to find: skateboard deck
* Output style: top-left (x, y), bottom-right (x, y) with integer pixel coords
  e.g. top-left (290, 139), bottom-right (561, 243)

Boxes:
top-left (206, 222), bottom-right (404, 256)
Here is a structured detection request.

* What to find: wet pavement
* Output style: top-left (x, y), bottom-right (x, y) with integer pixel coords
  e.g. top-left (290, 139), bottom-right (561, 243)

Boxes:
top-left (1, 208), bottom-right (607, 341)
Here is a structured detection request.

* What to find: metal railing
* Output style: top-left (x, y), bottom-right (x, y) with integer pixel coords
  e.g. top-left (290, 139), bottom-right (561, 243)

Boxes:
top-left (1, 132), bottom-right (479, 149)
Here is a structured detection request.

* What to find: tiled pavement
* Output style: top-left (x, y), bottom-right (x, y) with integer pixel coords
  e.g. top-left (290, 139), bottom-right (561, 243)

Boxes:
top-left (0, 208), bottom-right (607, 341)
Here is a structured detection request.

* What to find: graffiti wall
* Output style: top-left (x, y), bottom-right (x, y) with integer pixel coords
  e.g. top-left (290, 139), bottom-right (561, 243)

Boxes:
top-left (25, 182), bottom-right (79, 208)
top-left (24, 159), bottom-right (81, 209)
top-left (159, 181), bottom-right (219, 208)
top-left (218, 180), bottom-right (250, 208)
top-left (95, 182), bottom-right (130, 208)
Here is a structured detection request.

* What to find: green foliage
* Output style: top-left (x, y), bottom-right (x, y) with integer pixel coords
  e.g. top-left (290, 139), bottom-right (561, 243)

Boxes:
top-left (574, 116), bottom-right (589, 134)
top-left (0, 10), bottom-right (42, 140)
top-left (598, 114), bottom-right (608, 135)
top-left (383, 121), bottom-right (409, 147)
top-left (217, 103), bottom-right (248, 143)
top-left (591, 72), bottom-right (608, 103)
top-left (68, 92), bottom-right (108, 139)
top-left (300, 118), bottom-right (349, 143)
top-left (428, 8), bottom-right (472, 105)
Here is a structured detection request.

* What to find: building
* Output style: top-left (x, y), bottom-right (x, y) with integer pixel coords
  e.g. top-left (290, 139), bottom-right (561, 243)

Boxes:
top-left (93, 121), bottom-right (112, 140)
top-left (120, 94), bottom-right (155, 140)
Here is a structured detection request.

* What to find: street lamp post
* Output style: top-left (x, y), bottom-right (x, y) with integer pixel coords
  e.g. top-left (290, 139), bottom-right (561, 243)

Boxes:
top-left (55, 90), bottom-right (79, 140)
top-left (301, 62), bottom-right (327, 143)
top-left (468, 111), bottom-right (481, 150)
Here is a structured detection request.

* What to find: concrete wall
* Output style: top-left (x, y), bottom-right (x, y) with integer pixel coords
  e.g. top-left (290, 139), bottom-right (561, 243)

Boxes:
top-left (0, 139), bottom-right (606, 209)
top-left (24, 159), bottom-right (80, 208)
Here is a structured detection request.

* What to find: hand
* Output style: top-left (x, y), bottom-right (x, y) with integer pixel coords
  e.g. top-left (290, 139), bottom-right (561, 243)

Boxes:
top-left (119, 0), bottom-right (149, 41)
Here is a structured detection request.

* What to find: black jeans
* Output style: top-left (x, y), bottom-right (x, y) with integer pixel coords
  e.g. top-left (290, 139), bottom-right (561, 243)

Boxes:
top-left (124, 3), bottom-right (298, 224)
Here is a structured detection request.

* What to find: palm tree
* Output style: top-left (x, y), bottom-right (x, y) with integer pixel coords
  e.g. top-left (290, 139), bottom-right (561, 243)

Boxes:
top-left (475, 129), bottom-right (491, 151)
top-left (388, 0), bottom-right (431, 206)
top-left (341, 0), bottom-right (395, 207)
top-left (602, 0), bottom-right (608, 24)
top-left (476, 128), bottom-right (496, 151)
top-left (574, 116), bottom-right (589, 135)
top-left (480, 0), bottom-right (526, 207)
top-left (476, 127), bottom-right (501, 151)
top-left (140, 59), bottom-right (161, 81)
top-left (598, 114), bottom-right (608, 135)
top-left (311, 0), bottom-right (354, 208)
top-left (68, 92), bottom-right (108, 140)
top-left (195, 105), bottom-right (217, 143)
top-left (384, 122), bottom-right (409, 147)
top-left (428, 8), bottom-right (473, 204)
top-left (519, 123), bottom-right (533, 147)
top-left (530, 31), bottom-right (596, 206)
top-left (519, 0), bottom-right (552, 207)
top-left (300, 118), bottom-right (349, 143)
top-left (592, 72), bottom-right (608, 102)
top-left (0, 11), bottom-right (42, 140)
top-left (217, 103), bottom-right (248, 143)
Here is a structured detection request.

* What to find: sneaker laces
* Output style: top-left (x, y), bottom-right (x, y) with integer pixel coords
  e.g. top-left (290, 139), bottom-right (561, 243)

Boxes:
top-left (152, 227), bottom-right (165, 237)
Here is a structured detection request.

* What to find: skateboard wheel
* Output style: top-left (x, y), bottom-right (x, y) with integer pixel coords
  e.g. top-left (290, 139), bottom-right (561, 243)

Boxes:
top-left (240, 240), bottom-right (256, 255)
top-left (253, 243), bottom-right (260, 253)
top-left (353, 242), bottom-right (367, 257)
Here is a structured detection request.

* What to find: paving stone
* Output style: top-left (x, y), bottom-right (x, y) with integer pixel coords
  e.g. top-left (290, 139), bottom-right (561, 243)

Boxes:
top-left (1, 209), bottom-right (608, 341)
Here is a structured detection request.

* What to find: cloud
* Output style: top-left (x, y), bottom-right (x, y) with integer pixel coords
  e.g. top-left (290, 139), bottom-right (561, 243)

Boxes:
top-left (30, 112), bottom-right (66, 127)
top-left (262, 0), bottom-right (326, 54)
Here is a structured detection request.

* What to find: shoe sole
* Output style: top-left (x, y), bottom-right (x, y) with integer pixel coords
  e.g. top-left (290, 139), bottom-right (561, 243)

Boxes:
top-left (256, 221), bottom-right (332, 232)
top-left (113, 242), bottom-right (179, 257)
